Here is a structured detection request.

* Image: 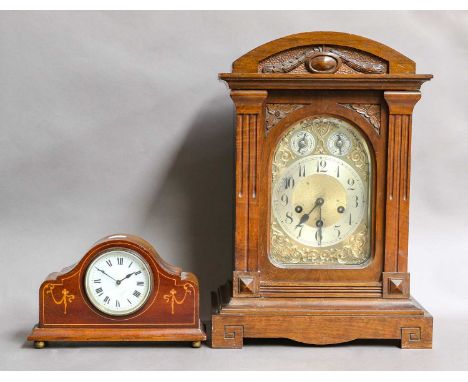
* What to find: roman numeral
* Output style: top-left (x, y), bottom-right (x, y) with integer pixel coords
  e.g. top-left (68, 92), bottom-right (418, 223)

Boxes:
top-left (117, 257), bottom-right (123, 265)
top-left (106, 259), bottom-right (112, 267)
top-left (104, 296), bottom-right (110, 304)
top-left (137, 281), bottom-right (144, 286)
top-left (115, 300), bottom-right (120, 308)
top-left (135, 270), bottom-right (141, 276)
top-left (128, 261), bottom-right (133, 268)
top-left (127, 298), bottom-right (132, 305)
top-left (94, 279), bottom-right (101, 283)
top-left (133, 290), bottom-right (141, 298)
top-left (95, 287), bottom-right (103, 296)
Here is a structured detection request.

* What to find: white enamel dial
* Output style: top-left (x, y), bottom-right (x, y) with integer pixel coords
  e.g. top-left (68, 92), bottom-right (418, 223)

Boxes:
top-left (272, 155), bottom-right (366, 247)
top-left (84, 249), bottom-right (152, 316)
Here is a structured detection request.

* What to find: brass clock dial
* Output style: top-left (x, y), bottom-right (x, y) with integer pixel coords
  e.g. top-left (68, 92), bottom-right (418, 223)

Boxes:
top-left (270, 116), bottom-right (372, 267)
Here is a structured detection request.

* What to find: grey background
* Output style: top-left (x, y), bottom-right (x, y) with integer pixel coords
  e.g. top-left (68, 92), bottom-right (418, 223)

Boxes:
top-left (1, 10), bottom-right (467, 370)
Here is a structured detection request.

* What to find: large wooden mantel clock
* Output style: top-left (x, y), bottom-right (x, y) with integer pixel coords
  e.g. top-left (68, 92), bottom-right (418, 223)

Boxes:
top-left (211, 32), bottom-right (433, 349)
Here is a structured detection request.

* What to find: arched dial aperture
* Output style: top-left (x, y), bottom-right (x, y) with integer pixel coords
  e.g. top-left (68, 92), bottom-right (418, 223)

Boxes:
top-left (270, 116), bottom-right (372, 267)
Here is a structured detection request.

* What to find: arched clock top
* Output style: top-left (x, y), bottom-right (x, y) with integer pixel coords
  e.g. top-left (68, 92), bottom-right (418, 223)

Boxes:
top-left (41, 234), bottom-right (195, 285)
top-left (220, 32), bottom-right (432, 90)
top-left (232, 31), bottom-right (413, 74)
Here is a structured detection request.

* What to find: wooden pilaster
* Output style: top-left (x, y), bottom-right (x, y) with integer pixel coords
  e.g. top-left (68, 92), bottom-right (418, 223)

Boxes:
top-left (384, 91), bottom-right (421, 276)
top-left (231, 90), bottom-right (268, 274)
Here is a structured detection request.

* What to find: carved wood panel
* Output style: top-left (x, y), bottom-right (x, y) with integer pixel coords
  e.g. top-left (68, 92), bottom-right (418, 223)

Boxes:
top-left (265, 104), bottom-right (304, 132)
top-left (340, 103), bottom-right (381, 134)
top-left (259, 46), bottom-right (388, 75)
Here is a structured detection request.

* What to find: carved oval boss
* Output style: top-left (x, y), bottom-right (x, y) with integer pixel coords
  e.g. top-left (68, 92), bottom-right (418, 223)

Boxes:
top-left (305, 52), bottom-right (342, 74)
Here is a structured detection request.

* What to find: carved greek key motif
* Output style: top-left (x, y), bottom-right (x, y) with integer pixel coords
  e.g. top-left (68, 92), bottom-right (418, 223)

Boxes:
top-left (223, 325), bottom-right (244, 348)
top-left (340, 104), bottom-right (381, 134)
top-left (45, 284), bottom-right (75, 314)
top-left (401, 327), bottom-right (421, 348)
top-left (163, 283), bottom-right (193, 314)
top-left (266, 104), bottom-right (303, 132)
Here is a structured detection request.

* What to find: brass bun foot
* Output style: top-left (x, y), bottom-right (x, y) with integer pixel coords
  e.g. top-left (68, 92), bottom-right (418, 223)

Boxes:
top-left (191, 340), bottom-right (201, 348)
top-left (34, 341), bottom-right (46, 349)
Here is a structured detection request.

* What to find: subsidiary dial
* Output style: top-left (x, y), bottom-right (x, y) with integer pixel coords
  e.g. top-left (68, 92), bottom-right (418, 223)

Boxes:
top-left (327, 132), bottom-right (351, 156)
top-left (290, 131), bottom-right (315, 156)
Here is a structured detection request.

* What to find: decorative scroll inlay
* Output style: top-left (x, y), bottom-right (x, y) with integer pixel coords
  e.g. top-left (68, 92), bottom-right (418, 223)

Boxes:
top-left (340, 103), bottom-right (381, 133)
top-left (163, 284), bottom-right (193, 315)
top-left (259, 45), bottom-right (387, 75)
top-left (45, 284), bottom-right (75, 314)
top-left (266, 104), bottom-right (303, 132)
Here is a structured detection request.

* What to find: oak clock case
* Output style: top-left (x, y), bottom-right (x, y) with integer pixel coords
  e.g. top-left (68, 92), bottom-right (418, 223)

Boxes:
top-left (211, 32), bottom-right (434, 349)
top-left (28, 234), bottom-right (206, 348)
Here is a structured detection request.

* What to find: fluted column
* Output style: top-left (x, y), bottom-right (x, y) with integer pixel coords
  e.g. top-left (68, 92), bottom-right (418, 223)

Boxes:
top-left (231, 90), bottom-right (268, 274)
top-left (383, 91), bottom-right (421, 298)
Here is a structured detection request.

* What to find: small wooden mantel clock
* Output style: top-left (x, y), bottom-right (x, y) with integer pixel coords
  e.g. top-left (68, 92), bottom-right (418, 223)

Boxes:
top-left (211, 32), bottom-right (433, 348)
top-left (28, 234), bottom-right (206, 348)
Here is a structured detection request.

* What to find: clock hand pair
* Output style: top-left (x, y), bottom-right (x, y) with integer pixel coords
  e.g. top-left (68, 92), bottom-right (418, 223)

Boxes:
top-left (295, 197), bottom-right (324, 229)
top-left (95, 267), bottom-right (136, 285)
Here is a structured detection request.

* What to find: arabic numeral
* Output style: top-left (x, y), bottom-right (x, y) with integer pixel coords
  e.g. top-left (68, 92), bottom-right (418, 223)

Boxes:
top-left (316, 160), bottom-right (327, 173)
top-left (334, 225), bottom-right (341, 238)
top-left (298, 164), bottom-right (306, 177)
top-left (284, 177), bottom-right (295, 189)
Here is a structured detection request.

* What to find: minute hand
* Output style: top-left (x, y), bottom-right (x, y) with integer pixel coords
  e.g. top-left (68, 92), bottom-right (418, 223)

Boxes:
top-left (95, 267), bottom-right (117, 282)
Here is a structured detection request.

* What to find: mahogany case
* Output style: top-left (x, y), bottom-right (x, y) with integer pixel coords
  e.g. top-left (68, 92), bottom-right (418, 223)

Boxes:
top-left (28, 234), bottom-right (206, 347)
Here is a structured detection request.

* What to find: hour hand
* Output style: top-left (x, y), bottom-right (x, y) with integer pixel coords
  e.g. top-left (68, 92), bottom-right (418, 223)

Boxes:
top-left (295, 197), bottom-right (324, 228)
top-left (295, 213), bottom-right (310, 228)
top-left (118, 271), bottom-right (137, 283)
